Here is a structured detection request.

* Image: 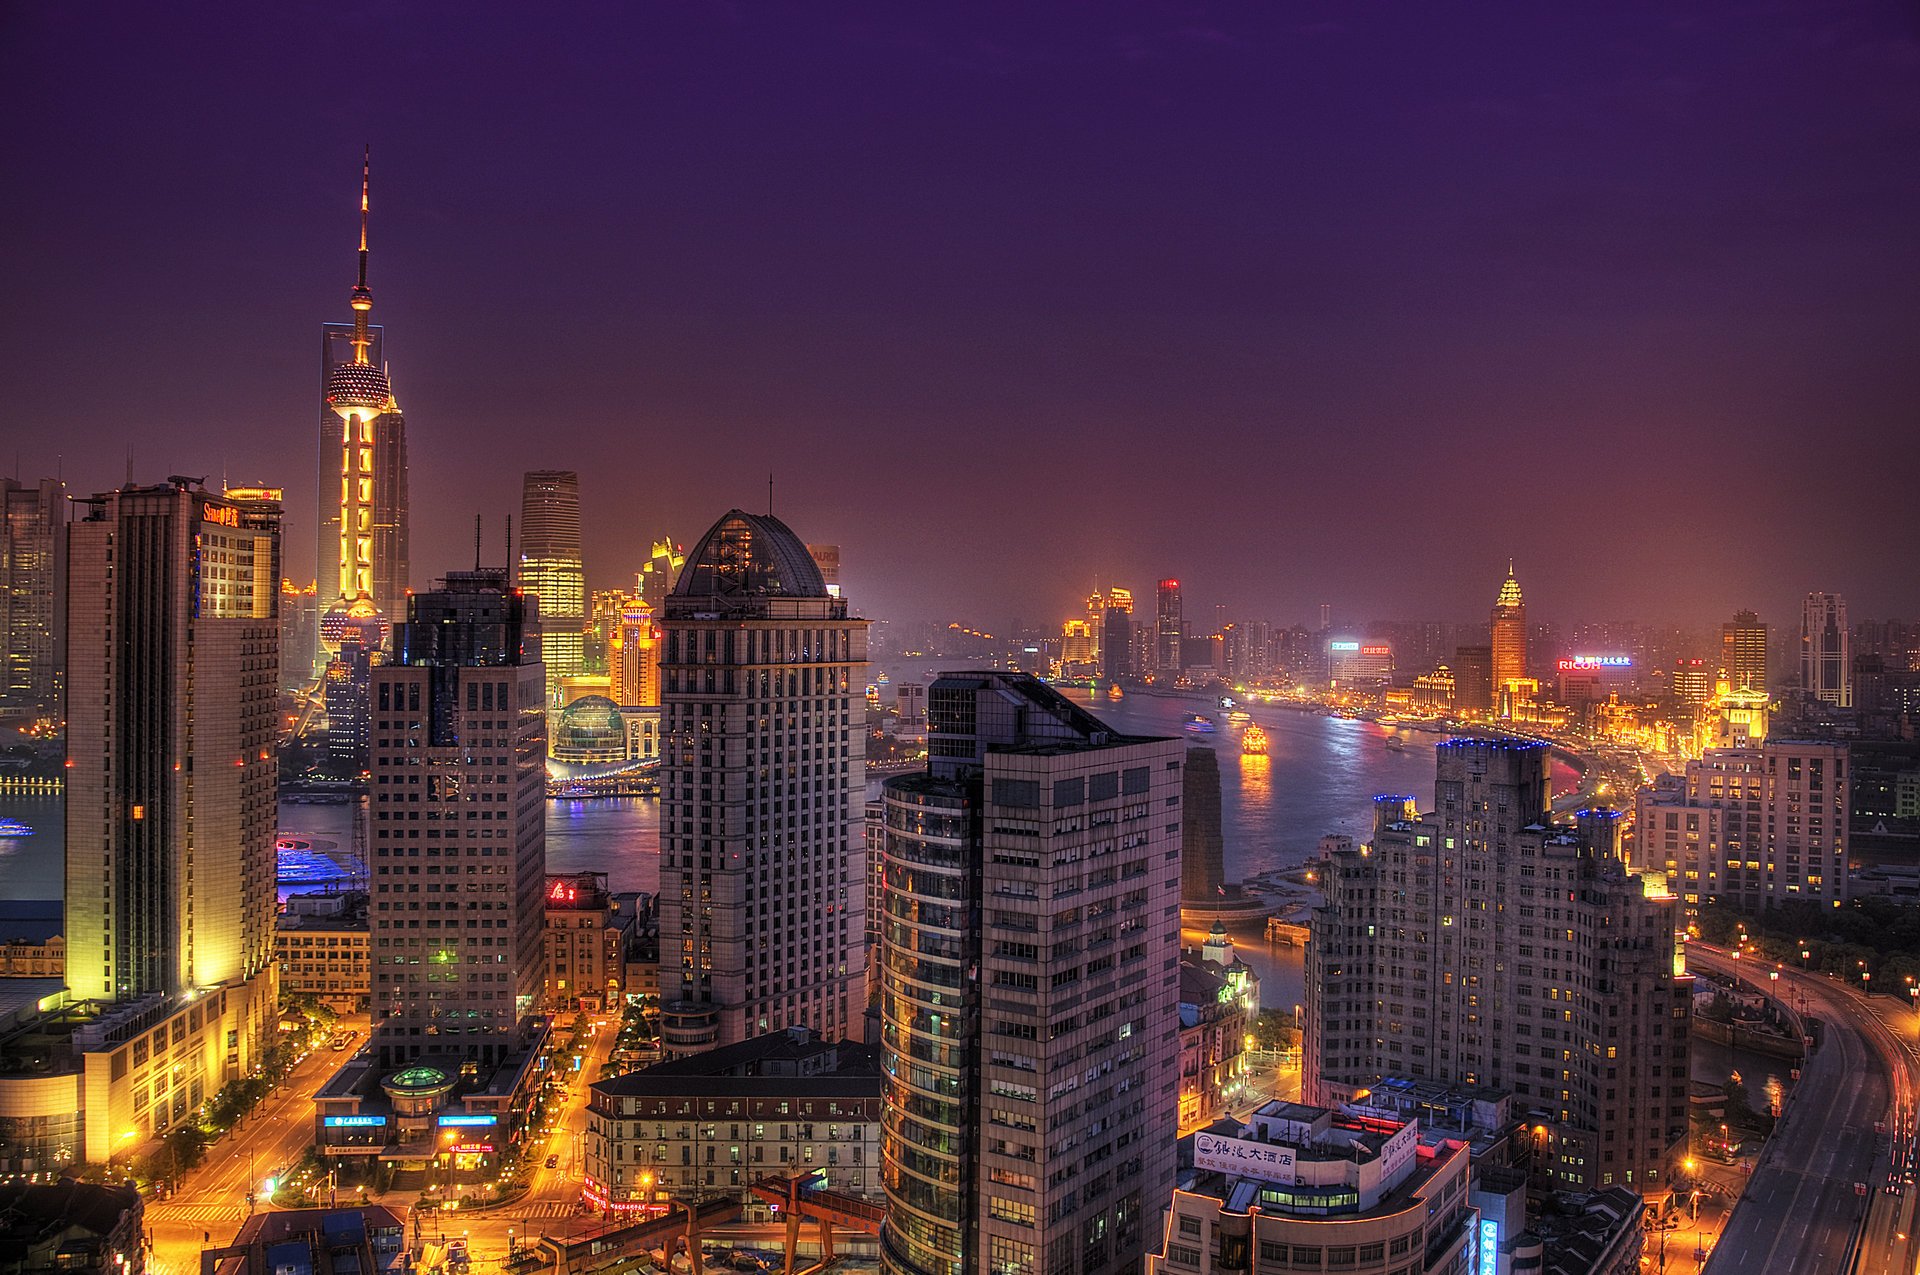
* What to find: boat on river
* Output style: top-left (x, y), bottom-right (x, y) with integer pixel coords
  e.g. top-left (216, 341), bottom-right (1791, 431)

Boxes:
top-left (1241, 724), bottom-right (1269, 756)
top-left (1183, 713), bottom-right (1218, 735)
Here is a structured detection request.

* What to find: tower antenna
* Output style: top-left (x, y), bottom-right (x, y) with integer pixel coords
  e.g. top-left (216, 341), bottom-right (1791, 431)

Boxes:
top-left (349, 146), bottom-right (375, 367)
top-left (768, 472), bottom-right (774, 516)
top-left (474, 515), bottom-right (482, 573)
top-left (505, 514), bottom-right (513, 578)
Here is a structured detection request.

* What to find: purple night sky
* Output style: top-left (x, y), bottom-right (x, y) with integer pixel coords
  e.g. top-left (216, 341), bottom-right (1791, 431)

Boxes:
top-left (2, 2), bottom-right (1916, 629)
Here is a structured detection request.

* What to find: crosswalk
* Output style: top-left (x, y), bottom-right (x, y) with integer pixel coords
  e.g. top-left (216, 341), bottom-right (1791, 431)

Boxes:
top-left (502, 1201), bottom-right (587, 1220)
top-left (148, 1204), bottom-right (251, 1224)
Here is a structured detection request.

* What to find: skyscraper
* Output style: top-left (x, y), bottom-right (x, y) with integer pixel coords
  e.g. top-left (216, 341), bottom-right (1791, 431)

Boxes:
top-left (318, 149), bottom-right (409, 667)
top-left (1093, 586), bottom-right (1133, 681)
top-left (1155, 577), bottom-right (1183, 676)
top-left (0, 477), bottom-right (64, 717)
top-left (518, 470), bottom-right (586, 703)
top-left (61, 479), bottom-right (282, 1154)
top-left (1306, 741), bottom-right (1691, 1193)
top-left (1180, 746), bottom-right (1225, 904)
top-left (1801, 591), bottom-right (1850, 707)
top-left (608, 598), bottom-right (660, 708)
top-left (1719, 609), bottom-right (1768, 694)
top-left (656, 510), bottom-right (868, 1055)
top-left (367, 570), bottom-right (547, 1069)
top-left (878, 672), bottom-right (1182, 1275)
top-left (1490, 561), bottom-right (1527, 713)
top-left (637, 538), bottom-right (685, 610)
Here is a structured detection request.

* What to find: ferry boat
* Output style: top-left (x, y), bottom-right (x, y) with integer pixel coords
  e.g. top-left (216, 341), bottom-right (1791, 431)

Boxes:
top-left (1226, 710), bottom-right (1252, 725)
top-left (1183, 713), bottom-right (1218, 735)
top-left (1107, 684), bottom-right (1124, 701)
top-left (1385, 736), bottom-right (1408, 753)
top-left (0, 818), bottom-right (34, 836)
top-left (1241, 723), bottom-right (1270, 756)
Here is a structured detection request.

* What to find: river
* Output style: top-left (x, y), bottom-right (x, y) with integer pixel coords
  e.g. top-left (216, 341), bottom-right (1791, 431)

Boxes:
top-left (3, 690), bottom-right (1580, 1014)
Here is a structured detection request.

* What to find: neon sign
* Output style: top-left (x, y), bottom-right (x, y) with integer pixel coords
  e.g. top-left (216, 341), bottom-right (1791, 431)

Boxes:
top-left (1478, 1219), bottom-right (1498, 1275)
top-left (438, 1114), bottom-right (497, 1127)
top-left (1558, 655), bottom-right (1631, 670)
top-left (324, 1116), bottom-right (386, 1127)
top-left (1328, 641), bottom-right (1360, 652)
top-left (449, 1143), bottom-right (494, 1154)
top-left (1360, 645), bottom-right (1391, 658)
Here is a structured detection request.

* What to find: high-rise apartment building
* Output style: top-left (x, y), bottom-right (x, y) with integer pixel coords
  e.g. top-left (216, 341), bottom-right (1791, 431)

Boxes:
top-left (1180, 746), bottom-right (1226, 904)
top-left (1094, 588), bottom-right (1134, 682)
top-left (807, 543), bottom-right (842, 596)
top-left (1490, 563), bottom-right (1528, 713)
top-left (66, 480), bottom-right (280, 1003)
top-left (368, 570), bottom-right (547, 1069)
top-left (0, 477), bottom-right (64, 717)
top-left (1720, 609), bottom-right (1768, 694)
top-left (608, 598), bottom-right (660, 708)
top-left (878, 672), bottom-right (1183, 1275)
top-left (1156, 578), bottom-right (1183, 676)
top-left (1802, 592), bottom-right (1850, 707)
top-left (1306, 740), bottom-right (1690, 1193)
top-left (318, 150), bottom-right (408, 669)
top-left (1634, 708), bottom-right (1850, 910)
top-left (58, 479), bottom-right (282, 1156)
top-left (518, 470), bottom-right (587, 703)
top-left (656, 511), bottom-right (868, 1056)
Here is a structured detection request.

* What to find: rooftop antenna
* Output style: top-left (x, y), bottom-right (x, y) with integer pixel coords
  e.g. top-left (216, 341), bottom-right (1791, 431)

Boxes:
top-left (125, 444), bottom-right (134, 488)
top-left (505, 514), bottom-right (513, 577)
top-left (474, 515), bottom-right (482, 572)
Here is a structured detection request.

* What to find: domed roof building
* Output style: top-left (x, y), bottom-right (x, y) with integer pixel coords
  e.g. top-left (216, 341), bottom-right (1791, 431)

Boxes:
top-left (669, 510), bottom-right (829, 607)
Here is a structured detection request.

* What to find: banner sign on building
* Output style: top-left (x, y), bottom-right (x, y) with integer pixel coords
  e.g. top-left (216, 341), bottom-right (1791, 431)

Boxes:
top-left (1193, 1132), bottom-right (1296, 1184)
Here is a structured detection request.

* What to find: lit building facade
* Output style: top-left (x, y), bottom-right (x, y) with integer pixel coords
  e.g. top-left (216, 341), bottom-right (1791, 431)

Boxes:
top-left (0, 477), bottom-right (64, 718)
top-left (609, 598), bottom-right (661, 707)
top-left (544, 872), bottom-right (625, 1012)
top-left (276, 892), bottom-right (371, 1010)
top-left (638, 538), bottom-right (685, 610)
top-left (1146, 1102), bottom-right (1479, 1275)
top-left (318, 150), bottom-right (409, 670)
top-left (54, 479), bottom-right (282, 1159)
top-left (1306, 741), bottom-right (1690, 1194)
top-left (519, 470), bottom-right (587, 703)
top-left (1633, 727), bottom-right (1850, 910)
top-left (368, 570), bottom-right (548, 1069)
top-left (1719, 610), bottom-right (1767, 694)
top-left (584, 1028), bottom-right (882, 1213)
top-left (1489, 565), bottom-right (1527, 717)
top-left (1157, 578), bottom-right (1184, 676)
top-left (1801, 592), bottom-right (1850, 707)
top-left (657, 511), bottom-right (869, 1056)
top-left (878, 671), bottom-right (1183, 1275)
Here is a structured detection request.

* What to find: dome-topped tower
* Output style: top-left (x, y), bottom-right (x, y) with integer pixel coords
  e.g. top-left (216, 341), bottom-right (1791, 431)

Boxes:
top-left (670, 509), bottom-right (828, 604)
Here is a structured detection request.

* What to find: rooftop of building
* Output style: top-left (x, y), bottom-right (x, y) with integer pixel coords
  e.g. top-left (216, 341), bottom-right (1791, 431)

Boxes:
top-left (0, 1178), bottom-right (141, 1248)
top-left (1173, 1101), bottom-right (1467, 1220)
top-left (207, 1204), bottom-right (408, 1275)
top-left (925, 670), bottom-right (1169, 752)
top-left (670, 510), bottom-right (829, 602)
top-left (1536, 1186), bottom-right (1644, 1275)
top-left (0, 901), bottom-right (61, 944)
top-left (592, 1027), bottom-right (880, 1099)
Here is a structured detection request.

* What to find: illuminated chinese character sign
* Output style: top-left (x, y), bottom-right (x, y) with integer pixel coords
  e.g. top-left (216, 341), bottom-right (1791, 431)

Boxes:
top-left (1479, 1219), bottom-right (1499, 1275)
top-left (1193, 1132), bottom-right (1297, 1184)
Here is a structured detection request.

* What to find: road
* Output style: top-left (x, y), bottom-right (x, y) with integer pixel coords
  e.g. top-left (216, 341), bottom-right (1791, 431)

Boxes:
top-left (141, 1011), bottom-right (619, 1275)
top-left (145, 1016), bottom-right (369, 1274)
top-left (411, 1013), bottom-right (617, 1266)
top-left (1690, 946), bottom-right (1914, 1275)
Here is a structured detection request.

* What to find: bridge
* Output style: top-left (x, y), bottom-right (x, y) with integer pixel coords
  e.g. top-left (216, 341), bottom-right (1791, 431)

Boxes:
top-left (532, 1198), bottom-right (738, 1275)
top-left (749, 1174), bottom-right (885, 1275)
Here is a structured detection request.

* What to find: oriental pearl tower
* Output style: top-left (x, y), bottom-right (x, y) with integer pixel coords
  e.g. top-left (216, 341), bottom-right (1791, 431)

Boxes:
top-left (319, 148), bottom-right (409, 658)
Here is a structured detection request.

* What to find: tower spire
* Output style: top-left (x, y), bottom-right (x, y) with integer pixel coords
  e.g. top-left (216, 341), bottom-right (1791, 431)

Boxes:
top-left (350, 145), bottom-right (374, 366)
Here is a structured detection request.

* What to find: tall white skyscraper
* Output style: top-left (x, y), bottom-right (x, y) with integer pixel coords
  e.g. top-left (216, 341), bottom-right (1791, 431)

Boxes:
top-left (1802, 591), bottom-right (1850, 707)
top-left (657, 510), bottom-right (869, 1056)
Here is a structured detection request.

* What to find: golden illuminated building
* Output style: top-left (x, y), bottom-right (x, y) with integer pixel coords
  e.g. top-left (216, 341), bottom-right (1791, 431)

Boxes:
top-left (608, 596), bottom-right (660, 708)
top-left (1490, 562), bottom-right (1528, 718)
top-left (319, 149), bottom-right (409, 657)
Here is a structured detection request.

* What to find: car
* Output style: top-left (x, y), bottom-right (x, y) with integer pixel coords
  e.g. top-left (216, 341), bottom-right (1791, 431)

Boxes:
top-left (546, 1154), bottom-right (559, 1169)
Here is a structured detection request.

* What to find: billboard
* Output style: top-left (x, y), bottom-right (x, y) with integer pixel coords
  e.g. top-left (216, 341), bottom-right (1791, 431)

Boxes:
top-left (1193, 1131), bottom-right (1296, 1184)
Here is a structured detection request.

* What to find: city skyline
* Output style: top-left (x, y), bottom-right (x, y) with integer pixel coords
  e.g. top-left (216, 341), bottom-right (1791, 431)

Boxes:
top-left (5, 3), bottom-right (1918, 627)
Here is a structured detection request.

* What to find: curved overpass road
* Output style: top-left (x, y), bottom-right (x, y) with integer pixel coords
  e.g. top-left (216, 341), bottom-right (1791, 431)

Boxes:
top-left (1691, 946), bottom-right (1913, 1275)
